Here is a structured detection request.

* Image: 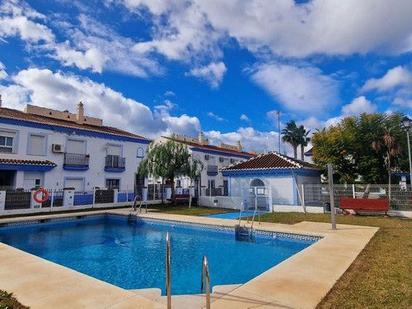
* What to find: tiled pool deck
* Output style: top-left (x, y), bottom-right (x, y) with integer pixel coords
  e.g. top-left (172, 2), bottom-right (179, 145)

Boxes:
top-left (0, 209), bottom-right (378, 308)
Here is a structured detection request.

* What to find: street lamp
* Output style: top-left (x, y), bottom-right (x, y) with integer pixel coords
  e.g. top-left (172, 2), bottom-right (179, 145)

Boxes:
top-left (401, 116), bottom-right (412, 191)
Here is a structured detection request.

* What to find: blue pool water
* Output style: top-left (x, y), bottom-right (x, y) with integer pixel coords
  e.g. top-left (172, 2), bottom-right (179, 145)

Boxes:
top-left (206, 211), bottom-right (257, 220)
top-left (0, 215), bottom-right (317, 295)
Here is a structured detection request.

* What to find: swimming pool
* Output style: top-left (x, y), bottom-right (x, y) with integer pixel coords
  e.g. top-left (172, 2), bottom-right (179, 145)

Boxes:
top-left (0, 214), bottom-right (319, 295)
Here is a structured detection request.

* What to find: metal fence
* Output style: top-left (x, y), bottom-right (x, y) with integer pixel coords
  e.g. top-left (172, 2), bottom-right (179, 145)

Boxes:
top-left (0, 188), bottom-right (140, 213)
top-left (300, 184), bottom-right (412, 211)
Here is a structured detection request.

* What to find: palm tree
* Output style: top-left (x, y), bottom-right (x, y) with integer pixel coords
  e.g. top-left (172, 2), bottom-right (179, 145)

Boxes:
top-left (297, 125), bottom-right (311, 161)
top-left (372, 126), bottom-right (400, 200)
top-left (282, 120), bottom-right (300, 159)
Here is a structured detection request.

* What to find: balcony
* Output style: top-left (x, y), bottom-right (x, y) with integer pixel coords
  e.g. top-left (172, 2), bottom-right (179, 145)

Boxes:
top-left (207, 165), bottom-right (218, 176)
top-left (105, 155), bottom-right (126, 172)
top-left (63, 153), bottom-right (89, 170)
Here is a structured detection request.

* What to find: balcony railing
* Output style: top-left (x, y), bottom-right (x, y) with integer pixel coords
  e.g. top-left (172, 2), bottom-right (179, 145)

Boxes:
top-left (64, 153), bottom-right (89, 169)
top-left (105, 155), bottom-right (126, 171)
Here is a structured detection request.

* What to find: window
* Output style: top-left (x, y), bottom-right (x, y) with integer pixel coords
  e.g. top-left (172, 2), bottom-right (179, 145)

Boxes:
top-left (137, 147), bottom-right (144, 158)
top-left (66, 139), bottom-right (86, 154)
top-left (64, 178), bottom-right (85, 192)
top-left (204, 154), bottom-right (209, 160)
top-left (219, 157), bottom-right (225, 163)
top-left (27, 134), bottom-right (46, 155)
top-left (0, 135), bottom-right (13, 153)
top-left (106, 179), bottom-right (120, 190)
top-left (230, 158), bottom-right (236, 164)
top-left (107, 144), bottom-right (122, 156)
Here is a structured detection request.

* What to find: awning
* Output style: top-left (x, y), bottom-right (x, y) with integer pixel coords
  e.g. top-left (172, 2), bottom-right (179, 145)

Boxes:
top-left (0, 158), bottom-right (57, 171)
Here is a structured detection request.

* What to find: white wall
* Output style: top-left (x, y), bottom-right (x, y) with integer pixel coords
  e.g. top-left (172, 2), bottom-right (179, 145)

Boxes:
top-left (228, 175), bottom-right (295, 205)
top-left (0, 122), bottom-right (148, 191)
top-left (173, 149), bottom-right (248, 193)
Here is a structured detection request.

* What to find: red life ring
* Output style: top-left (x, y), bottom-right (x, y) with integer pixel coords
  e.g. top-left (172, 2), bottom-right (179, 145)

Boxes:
top-left (33, 187), bottom-right (49, 204)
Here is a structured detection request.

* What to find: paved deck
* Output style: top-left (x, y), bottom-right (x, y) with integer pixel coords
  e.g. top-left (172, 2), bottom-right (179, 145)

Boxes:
top-left (0, 209), bottom-right (378, 308)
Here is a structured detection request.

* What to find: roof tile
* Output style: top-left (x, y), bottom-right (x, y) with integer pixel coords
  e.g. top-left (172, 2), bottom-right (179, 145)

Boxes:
top-left (222, 152), bottom-right (318, 171)
top-left (0, 158), bottom-right (57, 166)
top-left (0, 107), bottom-right (149, 141)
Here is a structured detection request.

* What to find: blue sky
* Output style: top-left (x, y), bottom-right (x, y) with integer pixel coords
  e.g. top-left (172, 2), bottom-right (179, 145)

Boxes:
top-left (0, 0), bottom-right (412, 152)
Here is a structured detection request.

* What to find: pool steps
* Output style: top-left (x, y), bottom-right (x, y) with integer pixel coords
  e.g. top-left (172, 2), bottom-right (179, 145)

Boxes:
top-left (235, 225), bottom-right (255, 241)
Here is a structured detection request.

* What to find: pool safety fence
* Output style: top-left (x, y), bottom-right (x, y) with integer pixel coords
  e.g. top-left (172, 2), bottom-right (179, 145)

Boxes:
top-left (199, 183), bottom-right (412, 213)
top-left (0, 187), bottom-right (163, 216)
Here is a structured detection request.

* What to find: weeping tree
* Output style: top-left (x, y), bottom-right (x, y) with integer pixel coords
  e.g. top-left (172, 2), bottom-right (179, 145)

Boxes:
top-left (138, 140), bottom-right (202, 204)
top-left (185, 158), bottom-right (203, 208)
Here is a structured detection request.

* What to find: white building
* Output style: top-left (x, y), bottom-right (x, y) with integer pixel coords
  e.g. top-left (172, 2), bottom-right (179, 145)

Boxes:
top-left (222, 152), bottom-right (321, 208)
top-left (159, 133), bottom-right (256, 197)
top-left (0, 102), bottom-right (150, 192)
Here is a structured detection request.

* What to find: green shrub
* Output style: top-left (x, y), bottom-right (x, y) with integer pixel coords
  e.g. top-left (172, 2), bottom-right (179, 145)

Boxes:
top-left (0, 290), bottom-right (28, 309)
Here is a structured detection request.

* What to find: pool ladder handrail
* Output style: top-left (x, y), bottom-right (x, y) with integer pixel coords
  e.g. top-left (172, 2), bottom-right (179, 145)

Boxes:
top-left (138, 199), bottom-right (148, 214)
top-left (201, 256), bottom-right (211, 309)
top-left (166, 232), bottom-right (172, 309)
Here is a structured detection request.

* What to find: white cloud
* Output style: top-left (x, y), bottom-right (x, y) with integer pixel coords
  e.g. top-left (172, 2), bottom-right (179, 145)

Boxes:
top-left (361, 66), bottom-right (412, 110)
top-left (121, 0), bottom-right (412, 61)
top-left (198, 0), bottom-right (412, 57)
top-left (164, 90), bottom-right (175, 97)
top-left (0, 0), bottom-right (54, 43)
top-left (251, 63), bottom-right (339, 114)
top-left (240, 114), bottom-right (250, 122)
top-left (207, 112), bottom-right (225, 122)
top-left (362, 66), bottom-right (412, 92)
top-left (50, 14), bottom-right (162, 77)
top-left (0, 68), bottom-right (200, 138)
top-left (0, 2), bottom-right (161, 77)
top-left (187, 62), bottom-right (227, 88)
top-left (132, 1), bottom-right (222, 63)
top-left (341, 96), bottom-right (378, 115)
top-left (0, 62), bottom-right (7, 80)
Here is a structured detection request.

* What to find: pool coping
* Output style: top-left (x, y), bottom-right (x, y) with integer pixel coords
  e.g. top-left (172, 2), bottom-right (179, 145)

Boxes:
top-left (0, 209), bottom-right (378, 308)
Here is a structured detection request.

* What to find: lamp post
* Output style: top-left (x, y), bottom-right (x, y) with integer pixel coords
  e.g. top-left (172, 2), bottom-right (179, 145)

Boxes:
top-left (402, 116), bottom-right (412, 191)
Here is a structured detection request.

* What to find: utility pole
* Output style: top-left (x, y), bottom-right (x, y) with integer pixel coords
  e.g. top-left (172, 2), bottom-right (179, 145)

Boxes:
top-left (327, 163), bottom-right (337, 230)
top-left (277, 111), bottom-right (281, 153)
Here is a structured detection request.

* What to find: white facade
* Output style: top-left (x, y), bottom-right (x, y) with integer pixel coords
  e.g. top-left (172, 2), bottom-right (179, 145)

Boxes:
top-left (0, 105), bottom-right (149, 191)
top-left (157, 135), bottom-right (254, 196)
top-left (227, 173), bottom-right (321, 206)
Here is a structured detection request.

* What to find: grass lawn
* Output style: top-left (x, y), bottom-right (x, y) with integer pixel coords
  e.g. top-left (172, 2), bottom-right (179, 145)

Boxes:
top-left (147, 204), bottom-right (234, 216)
top-left (154, 206), bottom-right (411, 309)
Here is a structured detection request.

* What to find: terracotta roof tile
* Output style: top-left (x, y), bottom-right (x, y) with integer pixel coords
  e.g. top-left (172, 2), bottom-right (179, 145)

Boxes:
top-left (0, 158), bottom-right (57, 166)
top-left (0, 107), bottom-right (149, 141)
top-left (222, 152), bottom-right (318, 171)
top-left (164, 136), bottom-right (255, 158)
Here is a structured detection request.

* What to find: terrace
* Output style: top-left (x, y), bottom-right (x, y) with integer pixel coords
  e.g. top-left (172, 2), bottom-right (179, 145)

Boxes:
top-left (0, 206), bottom-right (397, 308)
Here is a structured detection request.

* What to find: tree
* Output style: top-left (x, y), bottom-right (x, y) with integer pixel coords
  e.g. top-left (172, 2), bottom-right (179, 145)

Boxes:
top-left (282, 120), bottom-right (300, 158)
top-left (311, 112), bottom-right (407, 184)
top-left (185, 158), bottom-right (203, 208)
top-left (138, 140), bottom-right (202, 204)
top-left (372, 126), bottom-right (400, 200)
top-left (297, 125), bottom-right (311, 161)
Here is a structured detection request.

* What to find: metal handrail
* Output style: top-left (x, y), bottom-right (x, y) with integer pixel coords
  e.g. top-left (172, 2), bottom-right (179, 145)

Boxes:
top-left (201, 256), bottom-right (211, 309)
top-left (166, 232), bottom-right (171, 309)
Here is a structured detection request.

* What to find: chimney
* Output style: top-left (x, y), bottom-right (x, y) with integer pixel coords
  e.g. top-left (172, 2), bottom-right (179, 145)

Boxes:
top-left (76, 101), bottom-right (84, 124)
top-left (198, 131), bottom-right (208, 145)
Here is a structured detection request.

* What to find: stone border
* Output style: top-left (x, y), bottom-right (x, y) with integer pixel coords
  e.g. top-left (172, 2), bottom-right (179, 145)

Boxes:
top-left (0, 209), bottom-right (378, 308)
